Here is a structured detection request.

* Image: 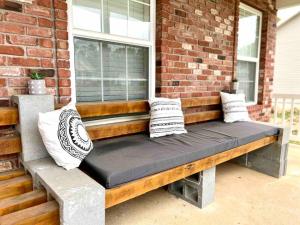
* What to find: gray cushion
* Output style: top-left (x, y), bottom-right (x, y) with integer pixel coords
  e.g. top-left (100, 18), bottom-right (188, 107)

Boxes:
top-left (80, 121), bottom-right (279, 188)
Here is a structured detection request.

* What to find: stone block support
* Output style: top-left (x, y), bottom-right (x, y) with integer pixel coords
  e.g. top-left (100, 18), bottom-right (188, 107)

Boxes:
top-left (168, 167), bottom-right (216, 208)
top-left (233, 122), bottom-right (289, 178)
top-left (14, 95), bottom-right (105, 225)
top-left (12, 95), bottom-right (54, 162)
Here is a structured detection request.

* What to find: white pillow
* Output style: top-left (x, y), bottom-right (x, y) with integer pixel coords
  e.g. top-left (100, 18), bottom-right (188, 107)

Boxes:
top-left (149, 98), bottom-right (187, 138)
top-left (220, 92), bottom-right (251, 123)
top-left (38, 103), bottom-right (93, 170)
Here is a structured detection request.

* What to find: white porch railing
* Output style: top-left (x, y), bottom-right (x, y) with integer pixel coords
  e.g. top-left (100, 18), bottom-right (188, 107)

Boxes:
top-left (272, 93), bottom-right (300, 142)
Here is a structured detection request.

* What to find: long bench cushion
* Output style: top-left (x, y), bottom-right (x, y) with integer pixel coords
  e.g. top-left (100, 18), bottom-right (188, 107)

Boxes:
top-left (80, 121), bottom-right (279, 188)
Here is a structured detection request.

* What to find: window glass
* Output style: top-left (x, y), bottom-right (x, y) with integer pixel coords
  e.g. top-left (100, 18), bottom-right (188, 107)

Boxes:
top-left (237, 61), bottom-right (256, 102)
top-left (73, 0), bottom-right (102, 32)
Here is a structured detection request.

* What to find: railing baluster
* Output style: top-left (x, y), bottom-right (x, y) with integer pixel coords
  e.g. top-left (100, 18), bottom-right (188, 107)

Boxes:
top-left (290, 98), bottom-right (295, 136)
top-left (282, 98), bottom-right (286, 125)
top-left (274, 97), bottom-right (278, 124)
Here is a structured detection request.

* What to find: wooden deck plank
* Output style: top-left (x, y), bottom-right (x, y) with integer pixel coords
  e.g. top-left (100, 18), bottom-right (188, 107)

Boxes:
top-left (0, 169), bottom-right (25, 181)
top-left (0, 175), bottom-right (32, 200)
top-left (0, 190), bottom-right (47, 216)
top-left (105, 135), bottom-right (277, 208)
top-left (0, 107), bottom-right (18, 126)
top-left (0, 134), bottom-right (22, 156)
top-left (0, 201), bottom-right (59, 225)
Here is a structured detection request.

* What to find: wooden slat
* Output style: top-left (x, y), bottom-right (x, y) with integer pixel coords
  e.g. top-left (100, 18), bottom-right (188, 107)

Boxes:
top-left (0, 175), bottom-right (32, 200)
top-left (181, 96), bottom-right (221, 108)
top-left (0, 169), bottom-right (25, 181)
top-left (0, 107), bottom-right (18, 126)
top-left (76, 100), bottom-right (149, 118)
top-left (184, 110), bottom-right (222, 124)
top-left (105, 135), bottom-right (277, 208)
top-left (0, 134), bottom-right (22, 156)
top-left (0, 201), bottom-right (59, 225)
top-left (87, 120), bottom-right (148, 141)
top-left (0, 190), bottom-right (47, 216)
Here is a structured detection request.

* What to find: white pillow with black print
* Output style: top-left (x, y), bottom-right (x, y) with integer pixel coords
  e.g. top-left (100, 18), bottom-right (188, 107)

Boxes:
top-left (220, 92), bottom-right (251, 123)
top-left (38, 103), bottom-right (93, 170)
top-left (149, 98), bottom-right (187, 138)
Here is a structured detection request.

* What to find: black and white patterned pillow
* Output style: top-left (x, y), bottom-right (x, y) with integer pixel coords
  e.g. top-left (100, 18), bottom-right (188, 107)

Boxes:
top-left (220, 92), bottom-right (250, 123)
top-left (38, 103), bottom-right (93, 170)
top-left (149, 98), bottom-right (187, 138)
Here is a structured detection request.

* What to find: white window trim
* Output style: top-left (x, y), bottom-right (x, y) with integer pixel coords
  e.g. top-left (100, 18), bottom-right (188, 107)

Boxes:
top-left (238, 3), bottom-right (262, 106)
top-left (67, 0), bottom-right (156, 104)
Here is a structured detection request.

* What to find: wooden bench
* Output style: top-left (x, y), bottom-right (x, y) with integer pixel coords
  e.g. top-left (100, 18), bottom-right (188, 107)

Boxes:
top-left (2, 95), bottom-right (289, 225)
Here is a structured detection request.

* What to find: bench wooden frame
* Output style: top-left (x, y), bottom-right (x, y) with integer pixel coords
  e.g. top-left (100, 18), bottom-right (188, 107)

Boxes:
top-left (68, 96), bottom-right (278, 208)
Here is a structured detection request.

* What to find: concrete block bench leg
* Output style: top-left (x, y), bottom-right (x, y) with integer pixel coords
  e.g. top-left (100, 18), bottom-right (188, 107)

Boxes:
top-left (233, 124), bottom-right (289, 178)
top-left (168, 167), bottom-right (216, 208)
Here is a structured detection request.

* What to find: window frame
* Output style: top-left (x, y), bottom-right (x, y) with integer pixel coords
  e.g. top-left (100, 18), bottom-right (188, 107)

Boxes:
top-left (67, 0), bottom-right (156, 103)
top-left (237, 3), bottom-right (262, 105)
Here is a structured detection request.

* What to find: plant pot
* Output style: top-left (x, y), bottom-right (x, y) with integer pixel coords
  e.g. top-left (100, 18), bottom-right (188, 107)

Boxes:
top-left (28, 79), bottom-right (47, 95)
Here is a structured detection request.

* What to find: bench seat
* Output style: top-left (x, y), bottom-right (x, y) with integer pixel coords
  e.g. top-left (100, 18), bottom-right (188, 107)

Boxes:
top-left (80, 121), bottom-right (279, 189)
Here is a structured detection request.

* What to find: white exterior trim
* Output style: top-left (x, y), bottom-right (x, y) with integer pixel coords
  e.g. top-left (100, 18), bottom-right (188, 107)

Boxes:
top-left (238, 3), bottom-right (262, 105)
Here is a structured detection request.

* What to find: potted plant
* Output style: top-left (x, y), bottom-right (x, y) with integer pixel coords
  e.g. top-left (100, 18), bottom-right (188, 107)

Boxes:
top-left (28, 72), bottom-right (47, 95)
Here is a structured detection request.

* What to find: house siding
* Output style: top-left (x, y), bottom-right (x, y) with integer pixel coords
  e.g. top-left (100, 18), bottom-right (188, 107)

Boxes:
top-left (0, 0), bottom-right (277, 171)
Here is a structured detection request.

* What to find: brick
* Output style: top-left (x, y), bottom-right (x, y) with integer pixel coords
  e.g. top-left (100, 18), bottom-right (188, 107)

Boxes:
top-left (39, 38), bottom-right (53, 48)
top-left (0, 34), bottom-right (4, 44)
top-left (0, 23), bottom-right (25, 34)
top-left (0, 56), bottom-right (6, 65)
top-left (0, 78), bottom-right (6, 87)
top-left (38, 18), bottom-right (53, 27)
top-left (8, 77), bottom-right (29, 87)
top-left (0, 88), bottom-right (8, 97)
top-left (7, 57), bottom-right (40, 67)
top-left (0, 68), bottom-right (23, 76)
top-left (57, 50), bottom-right (69, 59)
top-left (175, 9), bottom-right (186, 17)
top-left (0, 45), bottom-right (24, 56)
top-left (56, 30), bottom-right (68, 40)
top-left (24, 5), bottom-right (51, 17)
top-left (57, 40), bottom-right (68, 49)
top-left (41, 58), bottom-right (54, 68)
top-left (57, 69), bottom-right (70, 78)
top-left (59, 79), bottom-right (71, 87)
top-left (27, 27), bottom-right (52, 37)
top-left (27, 48), bottom-right (53, 58)
top-left (55, 20), bottom-right (67, 30)
top-left (6, 35), bottom-right (37, 46)
top-left (45, 78), bottom-right (56, 87)
top-left (54, 0), bottom-right (67, 10)
top-left (4, 12), bottom-right (37, 25)
top-left (37, 0), bottom-right (52, 8)
top-left (59, 87), bottom-right (71, 96)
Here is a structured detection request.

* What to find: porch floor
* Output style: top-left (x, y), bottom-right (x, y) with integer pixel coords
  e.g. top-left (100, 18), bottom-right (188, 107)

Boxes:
top-left (106, 144), bottom-right (300, 225)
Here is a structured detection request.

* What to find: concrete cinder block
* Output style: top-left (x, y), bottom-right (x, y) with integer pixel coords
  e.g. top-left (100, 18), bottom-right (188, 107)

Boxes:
top-left (232, 121), bottom-right (289, 178)
top-left (12, 95), bottom-right (55, 162)
top-left (25, 158), bottom-right (105, 225)
top-left (168, 167), bottom-right (216, 208)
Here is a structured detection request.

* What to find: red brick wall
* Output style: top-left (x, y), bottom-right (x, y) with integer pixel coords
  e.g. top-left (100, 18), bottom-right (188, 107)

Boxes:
top-left (156, 0), bottom-right (277, 122)
top-left (0, 0), bottom-right (70, 106)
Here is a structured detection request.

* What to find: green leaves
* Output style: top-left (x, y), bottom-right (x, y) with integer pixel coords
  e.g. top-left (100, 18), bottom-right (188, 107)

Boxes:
top-left (30, 72), bottom-right (45, 80)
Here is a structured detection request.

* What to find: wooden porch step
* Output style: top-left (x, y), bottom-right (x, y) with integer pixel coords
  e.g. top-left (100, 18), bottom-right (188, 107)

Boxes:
top-left (0, 169), bottom-right (25, 181)
top-left (0, 175), bottom-right (32, 200)
top-left (0, 201), bottom-right (59, 225)
top-left (0, 190), bottom-right (47, 216)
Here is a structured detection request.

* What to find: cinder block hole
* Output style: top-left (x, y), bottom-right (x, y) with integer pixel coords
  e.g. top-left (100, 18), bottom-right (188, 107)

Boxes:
top-left (171, 181), bottom-right (184, 195)
top-left (185, 184), bottom-right (198, 203)
top-left (186, 173), bottom-right (200, 183)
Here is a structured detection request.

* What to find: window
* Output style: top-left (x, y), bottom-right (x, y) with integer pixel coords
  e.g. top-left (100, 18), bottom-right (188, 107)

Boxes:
top-left (71, 0), bottom-right (154, 102)
top-left (237, 3), bottom-right (262, 104)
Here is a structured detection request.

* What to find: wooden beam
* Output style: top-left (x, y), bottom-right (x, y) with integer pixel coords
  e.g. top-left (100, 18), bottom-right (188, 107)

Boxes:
top-left (87, 120), bottom-right (148, 141)
top-left (181, 96), bottom-right (221, 108)
top-left (0, 134), bottom-right (22, 156)
top-left (0, 201), bottom-right (59, 225)
top-left (0, 107), bottom-right (18, 126)
top-left (105, 135), bottom-right (277, 208)
top-left (0, 175), bottom-right (32, 200)
top-left (184, 110), bottom-right (222, 124)
top-left (0, 169), bottom-right (25, 181)
top-left (0, 190), bottom-right (47, 216)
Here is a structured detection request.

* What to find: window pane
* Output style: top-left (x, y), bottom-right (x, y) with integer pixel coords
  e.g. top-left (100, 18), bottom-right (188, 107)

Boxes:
top-left (127, 46), bottom-right (148, 79)
top-left (128, 1), bottom-right (150, 40)
top-left (103, 80), bottom-right (126, 101)
top-left (238, 8), bottom-right (260, 58)
top-left (237, 61), bottom-right (256, 102)
top-left (74, 38), bottom-right (102, 102)
top-left (102, 43), bottom-right (126, 79)
top-left (103, 0), bottom-right (128, 36)
top-left (73, 0), bottom-right (101, 32)
top-left (128, 80), bottom-right (148, 100)
top-left (74, 38), bottom-right (149, 102)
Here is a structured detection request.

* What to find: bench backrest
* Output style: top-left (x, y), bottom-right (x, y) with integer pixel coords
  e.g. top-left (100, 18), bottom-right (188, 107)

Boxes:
top-left (72, 96), bottom-right (222, 141)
